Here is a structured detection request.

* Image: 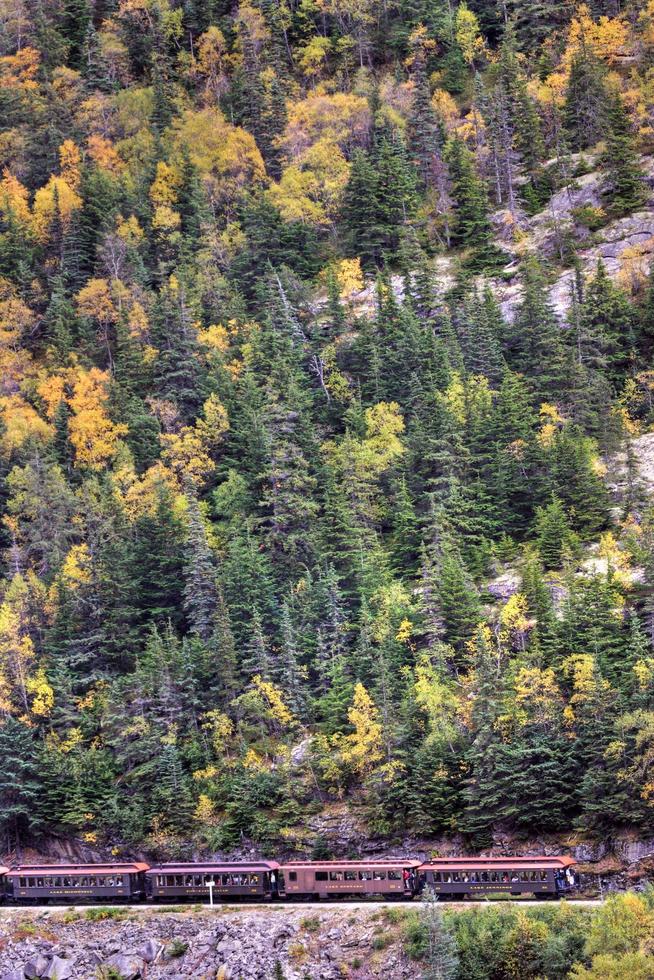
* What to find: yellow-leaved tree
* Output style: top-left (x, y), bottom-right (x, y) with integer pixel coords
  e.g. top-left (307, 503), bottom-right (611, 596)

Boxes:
top-left (67, 368), bottom-right (128, 470)
top-left (341, 682), bottom-right (384, 777)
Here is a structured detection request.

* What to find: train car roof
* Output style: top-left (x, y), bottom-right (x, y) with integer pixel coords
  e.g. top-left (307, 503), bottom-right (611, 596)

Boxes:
top-left (419, 857), bottom-right (576, 870)
top-left (420, 856), bottom-right (574, 863)
top-left (7, 863), bottom-right (150, 875)
top-left (280, 860), bottom-right (422, 869)
top-left (146, 861), bottom-right (279, 874)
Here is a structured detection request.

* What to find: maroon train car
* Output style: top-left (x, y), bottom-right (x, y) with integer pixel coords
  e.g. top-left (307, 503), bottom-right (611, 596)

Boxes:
top-left (145, 861), bottom-right (280, 901)
top-left (5, 863), bottom-right (149, 903)
top-left (418, 856), bottom-right (578, 898)
top-left (280, 860), bottom-right (422, 899)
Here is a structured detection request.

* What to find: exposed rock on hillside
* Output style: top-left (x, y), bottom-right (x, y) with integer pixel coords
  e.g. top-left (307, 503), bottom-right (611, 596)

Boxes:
top-left (0, 907), bottom-right (415, 980)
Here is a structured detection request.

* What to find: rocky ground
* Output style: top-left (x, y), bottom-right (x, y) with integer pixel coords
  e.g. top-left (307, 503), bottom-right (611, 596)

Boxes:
top-left (0, 905), bottom-right (418, 980)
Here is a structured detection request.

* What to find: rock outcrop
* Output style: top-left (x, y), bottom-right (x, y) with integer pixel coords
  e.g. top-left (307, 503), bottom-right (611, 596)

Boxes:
top-left (0, 907), bottom-right (416, 980)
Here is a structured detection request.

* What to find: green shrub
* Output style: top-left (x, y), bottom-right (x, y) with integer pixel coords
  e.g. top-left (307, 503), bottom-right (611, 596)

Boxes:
top-left (166, 939), bottom-right (189, 958)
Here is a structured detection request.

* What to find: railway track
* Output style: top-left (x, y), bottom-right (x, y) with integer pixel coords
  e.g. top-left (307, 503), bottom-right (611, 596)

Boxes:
top-left (0, 899), bottom-right (604, 912)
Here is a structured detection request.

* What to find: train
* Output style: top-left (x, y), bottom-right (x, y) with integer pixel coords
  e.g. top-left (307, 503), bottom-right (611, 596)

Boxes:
top-left (0, 855), bottom-right (579, 904)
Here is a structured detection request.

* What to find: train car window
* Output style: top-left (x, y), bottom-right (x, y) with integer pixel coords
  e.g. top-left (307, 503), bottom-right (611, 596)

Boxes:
top-left (330, 871), bottom-right (344, 881)
top-left (344, 871), bottom-right (357, 881)
top-left (288, 872), bottom-right (297, 882)
top-left (175, 875), bottom-right (184, 886)
top-left (89, 877), bottom-right (96, 886)
top-left (388, 870), bottom-right (401, 880)
top-left (520, 872), bottom-right (529, 881)
top-left (530, 871), bottom-right (537, 881)
top-left (19, 877), bottom-right (26, 887)
top-left (373, 872), bottom-right (387, 881)
top-left (511, 873), bottom-right (520, 882)
top-left (540, 871), bottom-right (548, 881)
top-left (158, 876), bottom-right (165, 887)
top-left (250, 875), bottom-right (260, 885)
top-left (43, 878), bottom-right (51, 887)
top-left (432, 872), bottom-right (442, 882)
top-left (166, 875), bottom-right (174, 886)
top-left (116, 875), bottom-right (124, 886)
top-left (481, 872), bottom-right (489, 882)
top-left (491, 872), bottom-right (499, 882)
top-left (359, 871), bottom-right (373, 881)
top-left (314, 871), bottom-right (328, 882)
top-left (452, 873), bottom-right (460, 882)
top-left (185, 875), bottom-right (193, 886)
top-left (470, 872), bottom-right (479, 882)
top-left (36, 878), bottom-right (44, 887)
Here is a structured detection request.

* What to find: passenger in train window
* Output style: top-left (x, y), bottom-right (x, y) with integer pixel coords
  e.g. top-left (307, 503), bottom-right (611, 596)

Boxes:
top-left (501, 872), bottom-right (509, 882)
top-left (540, 871), bottom-right (548, 881)
top-left (511, 872), bottom-right (520, 882)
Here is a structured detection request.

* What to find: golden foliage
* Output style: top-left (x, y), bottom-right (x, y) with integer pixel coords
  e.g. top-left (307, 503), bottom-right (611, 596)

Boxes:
top-left (67, 368), bottom-right (128, 470)
top-left (32, 175), bottom-right (82, 242)
top-left (0, 395), bottom-right (53, 455)
top-left (161, 392), bottom-right (229, 486)
top-left (341, 682), bottom-right (384, 775)
top-left (171, 108), bottom-right (266, 208)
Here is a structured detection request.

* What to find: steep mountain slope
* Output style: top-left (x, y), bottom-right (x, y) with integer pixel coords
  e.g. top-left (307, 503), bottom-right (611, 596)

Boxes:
top-left (3, 1), bottom-right (654, 861)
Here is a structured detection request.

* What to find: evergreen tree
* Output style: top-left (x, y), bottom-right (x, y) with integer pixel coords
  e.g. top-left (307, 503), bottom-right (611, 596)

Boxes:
top-left (421, 888), bottom-right (460, 980)
top-left (506, 258), bottom-right (568, 403)
top-left (183, 493), bottom-right (219, 643)
top-left (601, 91), bottom-right (646, 217)
top-left (445, 137), bottom-right (507, 271)
top-left (0, 719), bottom-right (42, 854)
top-left (564, 49), bottom-right (607, 151)
top-left (534, 496), bottom-right (573, 569)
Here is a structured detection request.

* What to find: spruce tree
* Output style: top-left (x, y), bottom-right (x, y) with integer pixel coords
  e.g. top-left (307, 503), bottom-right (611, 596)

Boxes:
top-left (183, 493), bottom-right (219, 643)
top-left (564, 49), bottom-right (607, 151)
top-left (534, 496), bottom-right (572, 569)
top-left (444, 137), bottom-right (507, 271)
top-left (0, 719), bottom-right (43, 854)
top-left (601, 91), bottom-right (646, 217)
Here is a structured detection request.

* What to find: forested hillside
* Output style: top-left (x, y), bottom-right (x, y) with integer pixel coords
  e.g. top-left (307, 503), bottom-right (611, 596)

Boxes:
top-left (4, 0), bottom-right (654, 858)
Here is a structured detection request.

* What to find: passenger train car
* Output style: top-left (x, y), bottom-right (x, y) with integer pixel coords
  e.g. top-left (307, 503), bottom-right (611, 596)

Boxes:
top-left (0, 855), bottom-right (578, 905)
top-left (5, 863), bottom-right (148, 903)
top-left (145, 861), bottom-right (279, 901)
top-left (419, 856), bottom-right (578, 899)
top-left (280, 859), bottom-right (422, 899)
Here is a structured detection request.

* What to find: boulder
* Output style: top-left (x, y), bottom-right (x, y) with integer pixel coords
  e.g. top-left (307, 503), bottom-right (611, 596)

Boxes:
top-left (102, 954), bottom-right (144, 979)
top-left (137, 940), bottom-right (162, 964)
top-left (23, 956), bottom-right (49, 979)
top-left (43, 959), bottom-right (73, 980)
